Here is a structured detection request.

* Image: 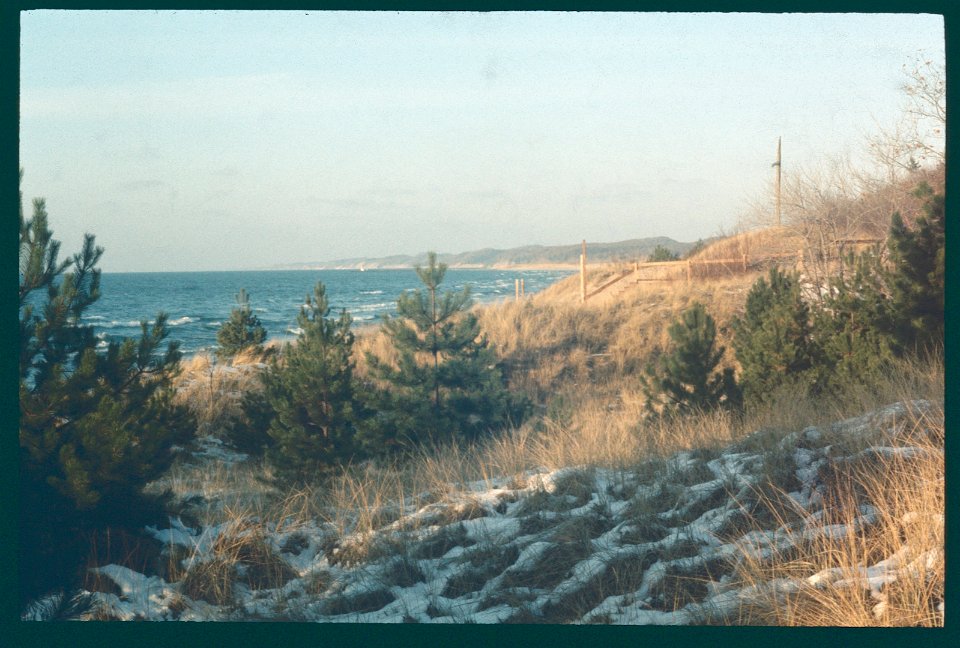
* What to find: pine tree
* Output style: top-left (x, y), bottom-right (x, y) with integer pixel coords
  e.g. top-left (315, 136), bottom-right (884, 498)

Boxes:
top-left (259, 282), bottom-right (359, 483)
top-left (216, 287), bottom-right (267, 359)
top-left (642, 302), bottom-right (740, 417)
top-left (362, 252), bottom-right (518, 449)
top-left (648, 244), bottom-right (680, 262)
top-left (887, 182), bottom-right (944, 354)
top-left (683, 239), bottom-right (707, 260)
top-left (19, 175), bottom-right (193, 603)
top-left (809, 183), bottom-right (943, 391)
top-left (732, 268), bottom-right (819, 405)
top-left (814, 250), bottom-right (897, 391)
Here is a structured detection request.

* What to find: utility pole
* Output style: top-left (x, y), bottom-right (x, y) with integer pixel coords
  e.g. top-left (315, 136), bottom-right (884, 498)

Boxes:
top-left (773, 136), bottom-right (782, 226)
top-left (580, 240), bottom-right (587, 303)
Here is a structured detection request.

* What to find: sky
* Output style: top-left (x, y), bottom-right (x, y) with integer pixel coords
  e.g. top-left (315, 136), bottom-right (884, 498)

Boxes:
top-left (19, 11), bottom-right (945, 272)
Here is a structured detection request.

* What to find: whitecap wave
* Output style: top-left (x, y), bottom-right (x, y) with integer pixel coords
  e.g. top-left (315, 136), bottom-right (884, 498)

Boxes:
top-left (360, 290), bottom-right (384, 295)
top-left (169, 316), bottom-right (195, 326)
top-left (352, 302), bottom-right (393, 312)
top-left (101, 319), bottom-right (146, 328)
top-left (287, 327), bottom-right (305, 336)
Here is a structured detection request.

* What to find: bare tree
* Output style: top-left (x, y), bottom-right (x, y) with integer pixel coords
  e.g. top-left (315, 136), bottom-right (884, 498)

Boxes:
top-left (737, 55), bottom-right (945, 302)
top-left (867, 57), bottom-right (945, 181)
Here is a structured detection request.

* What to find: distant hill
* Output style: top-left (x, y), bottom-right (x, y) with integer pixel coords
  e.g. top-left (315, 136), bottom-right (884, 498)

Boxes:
top-left (272, 237), bottom-right (703, 270)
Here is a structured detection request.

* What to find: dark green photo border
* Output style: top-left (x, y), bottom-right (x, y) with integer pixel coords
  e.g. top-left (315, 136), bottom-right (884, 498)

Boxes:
top-left (2, 2), bottom-right (955, 646)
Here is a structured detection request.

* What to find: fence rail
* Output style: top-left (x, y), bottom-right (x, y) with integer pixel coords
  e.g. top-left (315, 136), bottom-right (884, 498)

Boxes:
top-left (572, 238), bottom-right (884, 304)
top-left (581, 250), bottom-right (803, 302)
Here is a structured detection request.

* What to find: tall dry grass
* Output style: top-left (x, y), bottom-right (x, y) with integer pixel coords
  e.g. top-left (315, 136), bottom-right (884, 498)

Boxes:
top-left (740, 351), bottom-right (944, 438)
top-left (173, 347), bottom-right (273, 437)
top-left (731, 404), bottom-right (943, 626)
top-left (476, 271), bottom-right (757, 402)
top-left (690, 226), bottom-right (805, 264)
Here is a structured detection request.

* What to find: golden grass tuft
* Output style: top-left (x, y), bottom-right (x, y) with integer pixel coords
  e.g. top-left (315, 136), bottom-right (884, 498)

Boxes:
top-left (476, 270), bottom-right (757, 405)
top-left (173, 349), bottom-right (271, 437)
top-left (180, 513), bottom-right (298, 605)
top-left (691, 226), bottom-right (805, 263)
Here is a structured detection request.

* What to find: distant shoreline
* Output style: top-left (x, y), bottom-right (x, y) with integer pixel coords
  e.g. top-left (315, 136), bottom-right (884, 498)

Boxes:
top-left (101, 265), bottom-right (581, 275)
top-left (266, 264), bottom-right (581, 272)
top-left (263, 236), bottom-right (695, 272)
top-left (270, 263), bottom-right (580, 272)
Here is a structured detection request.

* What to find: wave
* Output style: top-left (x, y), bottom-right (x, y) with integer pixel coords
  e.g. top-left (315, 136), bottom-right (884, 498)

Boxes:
top-left (98, 319), bottom-right (146, 329)
top-left (351, 302), bottom-right (393, 313)
top-left (96, 316), bottom-right (195, 329)
top-left (286, 327), bottom-right (305, 336)
top-left (360, 290), bottom-right (384, 295)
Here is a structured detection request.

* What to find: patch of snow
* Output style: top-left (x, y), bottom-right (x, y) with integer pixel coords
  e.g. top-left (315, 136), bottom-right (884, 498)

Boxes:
top-left (190, 435), bottom-right (248, 464)
top-left (89, 565), bottom-right (179, 620)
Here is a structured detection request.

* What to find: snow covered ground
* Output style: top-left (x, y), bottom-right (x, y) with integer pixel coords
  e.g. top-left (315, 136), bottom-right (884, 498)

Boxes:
top-left (23, 401), bottom-right (943, 624)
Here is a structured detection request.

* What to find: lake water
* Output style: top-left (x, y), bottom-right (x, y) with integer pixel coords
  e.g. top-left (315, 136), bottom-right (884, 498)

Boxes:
top-left (85, 268), bottom-right (573, 355)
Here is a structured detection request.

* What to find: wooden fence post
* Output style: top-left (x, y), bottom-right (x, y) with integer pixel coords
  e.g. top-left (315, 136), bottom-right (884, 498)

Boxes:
top-left (520, 278), bottom-right (525, 298)
top-left (515, 279), bottom-right (520, 302)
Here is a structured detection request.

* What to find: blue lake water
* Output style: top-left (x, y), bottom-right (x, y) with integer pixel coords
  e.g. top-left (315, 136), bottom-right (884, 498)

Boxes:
top-left (85, 269), bottom-right (573, 355)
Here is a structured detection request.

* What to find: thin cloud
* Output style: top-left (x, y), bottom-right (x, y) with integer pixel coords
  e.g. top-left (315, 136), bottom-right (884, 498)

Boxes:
top-left (115, 179), bottom-right (165, 192)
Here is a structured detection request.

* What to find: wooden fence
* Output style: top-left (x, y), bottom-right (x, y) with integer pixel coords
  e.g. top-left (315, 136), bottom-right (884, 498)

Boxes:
top-left (512, 238), bottom-right (882, 304)
top-left (581, 250), bottom-right (806, 302)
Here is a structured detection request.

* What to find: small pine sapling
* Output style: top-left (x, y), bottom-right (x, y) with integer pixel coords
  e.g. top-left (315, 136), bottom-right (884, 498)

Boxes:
top-left (815, 249), bottom-right (896, 391)
top-left (216, 288), bottom-right (267, 360)
top-left (732, 267), bottom-right (819, 405)
top-left (886, 182), bottom-right (944, 354)
top-left (648, 244), bottom-right (680, 262)
top-left (362, 252), bottom-right (520, 451)
top-left (642, 302), bottom-right (740, 417)
top-left (262, 282), bottom-right (360, 483)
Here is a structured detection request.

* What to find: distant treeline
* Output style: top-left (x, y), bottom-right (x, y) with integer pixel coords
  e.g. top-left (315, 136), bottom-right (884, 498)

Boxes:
top-left (274, 236), bottom-right (703, 270)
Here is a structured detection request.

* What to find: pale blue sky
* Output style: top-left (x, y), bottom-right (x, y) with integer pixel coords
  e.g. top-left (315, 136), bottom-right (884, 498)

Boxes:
top-left (19, 11), bottom-right (944, 272)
